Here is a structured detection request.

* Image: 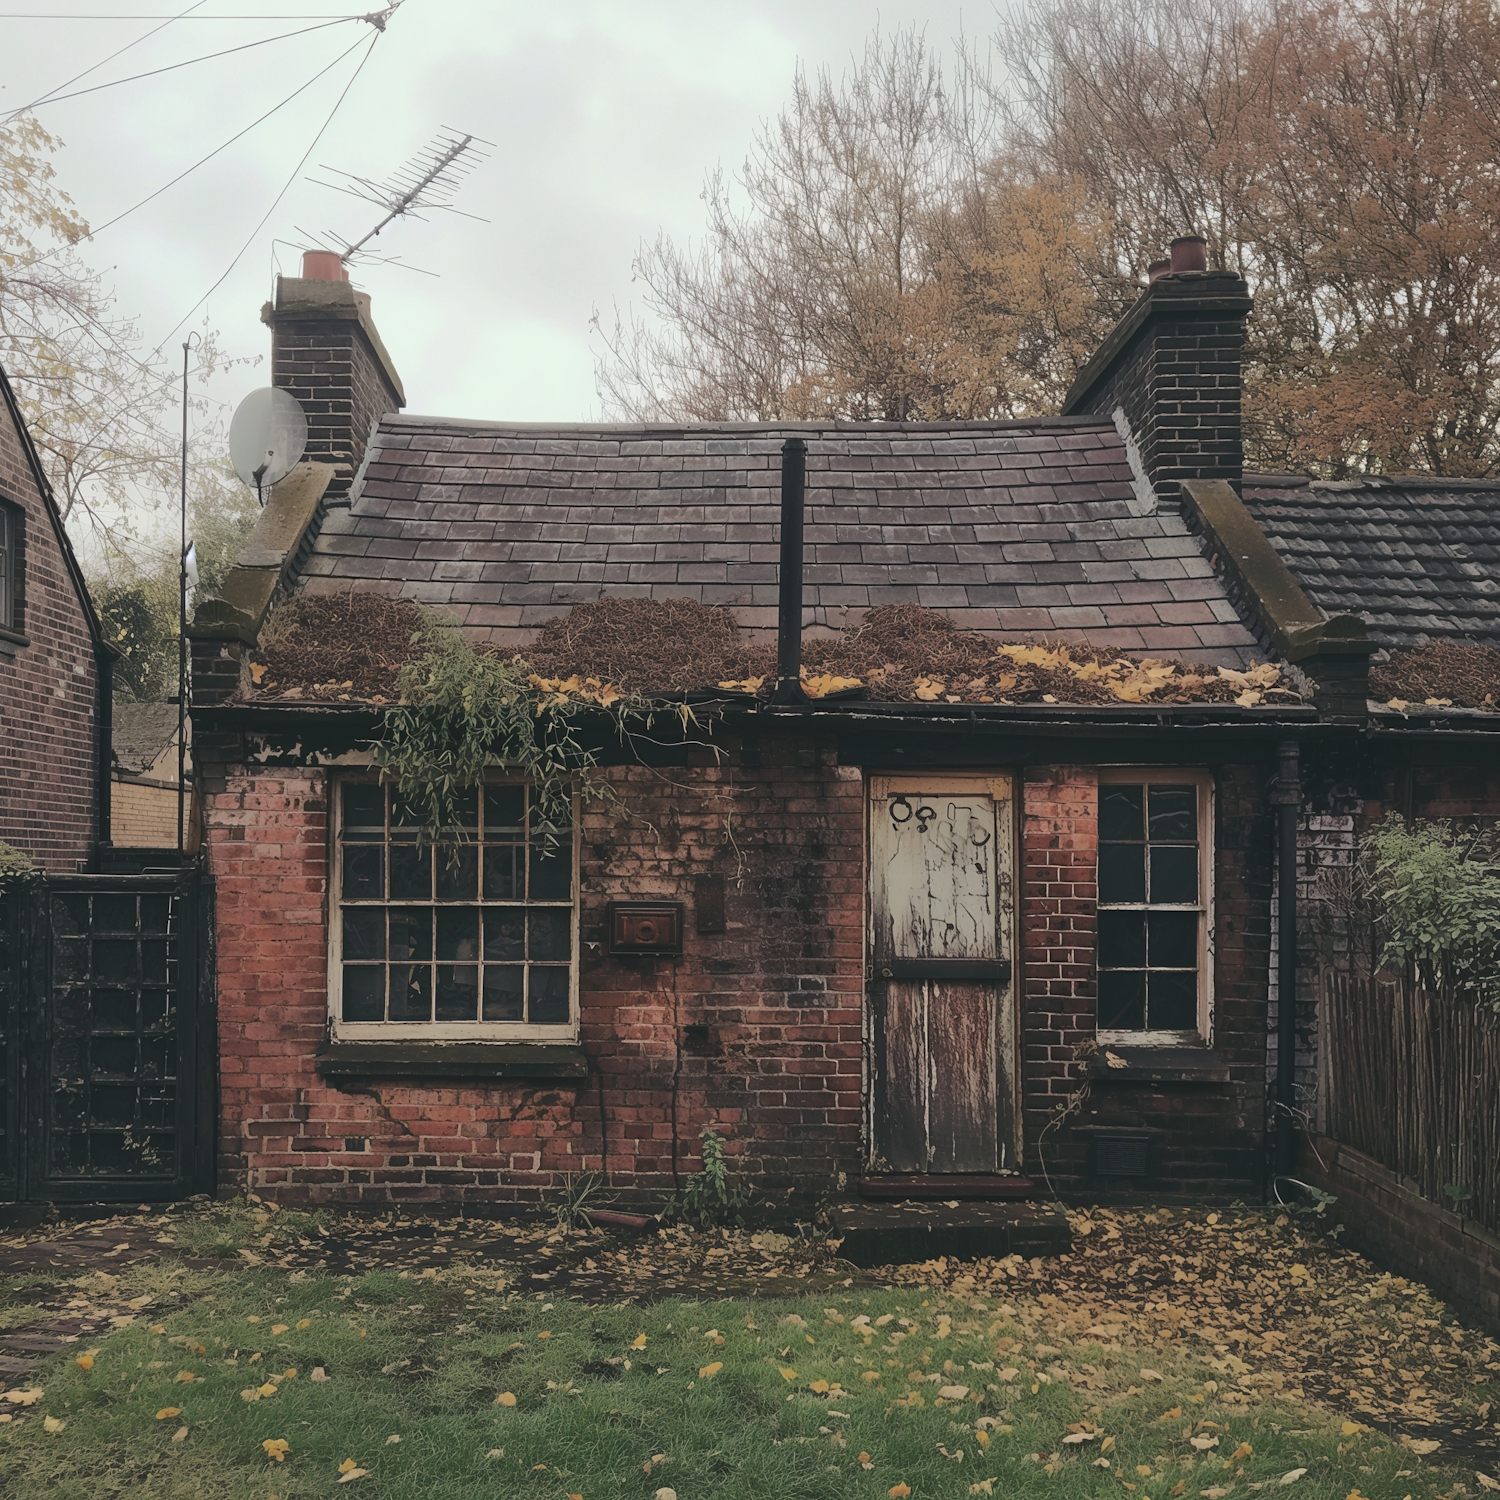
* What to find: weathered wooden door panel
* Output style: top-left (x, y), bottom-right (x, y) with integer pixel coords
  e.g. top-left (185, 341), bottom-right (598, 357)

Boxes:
top-left (869, 779), bottom-right (1015, 1175)
top-left (926, 981), bottom-right (998, 1172)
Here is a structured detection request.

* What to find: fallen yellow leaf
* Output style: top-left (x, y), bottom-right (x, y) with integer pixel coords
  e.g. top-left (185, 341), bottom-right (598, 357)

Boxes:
top-left (270, 1324), bottom-right (289, 1336)
top-left (172, 1426), bottom-right (188, 1443)
top-left (74, 1353), bottom-right (95, 1372)
top-left (155, 1407), bottom-right (182, 1420)
top-left (631, 1334), bottom-right (648, 1350)
top-left (889, 1485), bottom-right (912, 1498)
top-left (779, 1366), bottom-right (798, 1381)
top-left (173, 1371), bottom-right (195, 1383)
top-left (263, 1438), bottom-right (291, 1463)
top-left (536, 1331), bottom-right (552, 1340)
top-left (699, 1362), bottom-right (723, 1379)
top-left (297, 1319), bottom-right (311, 1331)
top-left (257, 1382), bottom-right (278, 1399)
top-left (1230, 1442), bottom-right (1253, 1461)
top-left (808, 1378), bottom-right (830, 1394)
top-left (496, 1392), bottom-right (517, 1407)
top-left (43, 1416), bottom-right (65, 1433)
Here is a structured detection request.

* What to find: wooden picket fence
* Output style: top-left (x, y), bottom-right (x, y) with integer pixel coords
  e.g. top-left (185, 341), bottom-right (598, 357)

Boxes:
top-left (1321, 966), bottom-right (1500, 1236)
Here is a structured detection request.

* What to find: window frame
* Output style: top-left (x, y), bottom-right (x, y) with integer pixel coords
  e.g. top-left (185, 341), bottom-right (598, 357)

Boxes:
top-left (327, 772), bottom-right (581, 1044)
top-left (1095, 768), bottom-right (1215, 1047)
top-left (0, 498), bottom-right (20, 637)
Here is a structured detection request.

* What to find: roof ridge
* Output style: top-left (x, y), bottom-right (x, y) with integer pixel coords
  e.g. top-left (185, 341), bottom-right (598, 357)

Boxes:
top-left (376, 413), bottom-right (1118, 436)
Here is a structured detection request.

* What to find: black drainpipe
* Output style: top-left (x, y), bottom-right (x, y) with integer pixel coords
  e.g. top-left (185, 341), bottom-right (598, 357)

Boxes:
top-left (1273, 738), bottom-right (1301, 1177)
top-left (771, 436), bottom-right (807, 703)
top-left (95, 645), bottom-right (114, 859)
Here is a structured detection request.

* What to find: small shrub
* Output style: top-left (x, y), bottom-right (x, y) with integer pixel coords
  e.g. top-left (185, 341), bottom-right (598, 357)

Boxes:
top-left (0, 840), bottom-right (33, 877)
top-left (665, 1128), bottom-right (749, 1230)
top-left (1360, 816), bottom-right (1500, 1001)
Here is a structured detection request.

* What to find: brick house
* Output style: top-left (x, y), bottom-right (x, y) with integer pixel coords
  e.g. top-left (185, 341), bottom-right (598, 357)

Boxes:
top-left (186, 244), bottom-right (1497, 1213)
top-left (0, 360), bottom-right (112, 871)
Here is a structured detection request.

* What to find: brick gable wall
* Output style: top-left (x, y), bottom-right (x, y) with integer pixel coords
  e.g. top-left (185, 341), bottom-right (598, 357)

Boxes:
top-left (0, 386), bottom-right (99, 870)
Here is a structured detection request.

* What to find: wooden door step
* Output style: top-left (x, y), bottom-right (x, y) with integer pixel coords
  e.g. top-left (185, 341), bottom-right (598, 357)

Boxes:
top-left (830, 1200), bottom-right (1070, 1268)
top-left (858, 1174), bottom-right (1036, 1201)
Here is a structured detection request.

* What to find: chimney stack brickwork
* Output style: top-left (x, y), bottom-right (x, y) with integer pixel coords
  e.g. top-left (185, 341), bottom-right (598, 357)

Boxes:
top-left (261, 260), bottom-right (405, 505)
top-left (1062, 269), bottom-right (1252, 513)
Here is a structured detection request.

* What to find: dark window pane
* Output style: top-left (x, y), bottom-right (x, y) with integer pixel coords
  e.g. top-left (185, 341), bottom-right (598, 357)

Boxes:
top-left (389, 842), bottom-right (432, 900)
top-left (1097, 969), bottom-right (1146, 1030)
top-left (448, 787), bottom-right (479, 829)
top-left (1150, 845), bottom-right (1199, 904)
top-left (342, 966), bottom-right (385, 1022)
top-left (389, 965), bottom-right (432, 1022)
top-left (529, 966), bottom-right (570, 1024)
top-left (483, 845), bottom-right (524, 900)
top-left (482, 965), bottom-right (524, 1021)
top-left (342, 844), bottom-right (383, 900)
top-left (1098, 844), bottom-right (1145, 904)
top-left (342, 782), bottom-right (384, 834)
top-left (51, 894), bottom-right (90, 936)
top-left (54, 938), bottom-right (88, 983)
top-left (94, 895), bottom-right (137, 932)
top-left (483, 908), bottom-right (525, 961)
top-left (1148, 911), bottom-right (1199, 969)
top-left (436, 965), bottom-right (478, 1021)
top-left (391, 789), bottom-right (426, 829)
top-left (484, 785), bottom-right (526, 832)
top-left (436, 908), bottom-right (479, 962)
top-left (1148, 785), bottom-right (1197, 843)
top-left (529, 842), bottom-right (572, 901)
top-left (342, 909), bottom-right (385, 961)
top-left (140, 895), bottom-right (171, 933)
top-left (91, 1036), bottom-right (135, 1074)
top-left (388, 909), bottom-right (432, 962)
top-left (1097, 910), bottom-right (1146, 969)
top-left (435, 845), bottom-right (478, 902)
top-left (529, 909), bottom-right (571, 962)
top-left (1099, 785), bottom-right (1144, 843)
top-left (530, 784), bottom-right (573, 832)
top-left (1148, 970), bottom-right (1198, 1030)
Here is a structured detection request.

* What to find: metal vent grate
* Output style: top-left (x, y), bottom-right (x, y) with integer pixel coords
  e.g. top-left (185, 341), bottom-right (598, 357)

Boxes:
top-left (1094, 1132), bottom-right (1151, 1178)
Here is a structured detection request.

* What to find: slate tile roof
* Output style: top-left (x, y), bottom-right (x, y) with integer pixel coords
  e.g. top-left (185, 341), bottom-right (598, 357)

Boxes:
top-left (296, 415), bottom-right (1262, 666)
top-left (1241, 476), bottom-right (1500, 649)
top-left (112, 701), bottom-right (178, 774)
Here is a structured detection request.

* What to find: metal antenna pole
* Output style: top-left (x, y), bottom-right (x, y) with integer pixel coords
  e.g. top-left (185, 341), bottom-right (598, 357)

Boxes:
top-left (340, 133), bottom-right (474, 261)
top-left (177, 334), bottom-right (199, 857)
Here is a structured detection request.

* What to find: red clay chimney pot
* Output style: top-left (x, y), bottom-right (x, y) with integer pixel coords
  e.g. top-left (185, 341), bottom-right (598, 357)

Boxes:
top-left (1169, 236), bottom-right (1208, 274)
top-left (301, 249), bottom-right (349, 283)
top-left (1147, 258), bottom-right (1172, 283)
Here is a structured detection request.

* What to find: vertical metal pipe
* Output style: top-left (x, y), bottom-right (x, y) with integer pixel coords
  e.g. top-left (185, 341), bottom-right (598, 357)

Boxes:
top-left (178, 340), bottom-right (190, 858)
top-left (1274, 738), bottom-right (1302, 1176)
top-left (772, 436), bottom-right (807, 703)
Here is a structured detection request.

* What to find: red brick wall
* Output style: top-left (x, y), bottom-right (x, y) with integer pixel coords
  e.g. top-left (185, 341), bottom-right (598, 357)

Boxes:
top-left (0, 385), bottom-right (99, 871)
top-left (208, 741), bottom-right (866, 1206)
top-left (1018, 762), bottom-right (1272, 1197)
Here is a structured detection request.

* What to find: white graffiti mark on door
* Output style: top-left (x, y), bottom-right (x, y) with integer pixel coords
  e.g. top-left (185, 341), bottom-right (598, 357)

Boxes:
top-left (876, 797), bottom-right (998, 960)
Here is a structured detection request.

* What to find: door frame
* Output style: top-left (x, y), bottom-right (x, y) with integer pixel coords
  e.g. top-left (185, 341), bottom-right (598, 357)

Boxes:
top-left (864, 773), bottom-right (1022, 1172)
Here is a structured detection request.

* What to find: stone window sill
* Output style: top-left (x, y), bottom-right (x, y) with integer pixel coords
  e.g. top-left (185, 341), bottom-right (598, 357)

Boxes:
top-left (316, 1041), bottom-right (589, 1084)
top-left (1084, 1046), bottom-right (1230, 1083)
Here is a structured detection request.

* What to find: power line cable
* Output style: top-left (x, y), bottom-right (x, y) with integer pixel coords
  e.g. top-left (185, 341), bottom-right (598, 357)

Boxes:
top-left (19, 15), bottom-right (357, 111)
top-left (156, 28), bottom-right (381, 347)
top-left (90, 34), bottom-right (372, 249)
top-left (3, 0), bottom-right (206, 122)
top-left (0, 12), bottom-right (371, 17)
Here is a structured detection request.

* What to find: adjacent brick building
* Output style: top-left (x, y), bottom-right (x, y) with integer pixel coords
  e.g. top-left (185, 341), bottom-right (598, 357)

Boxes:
top-left (0, 361), bottom-right (109, 871)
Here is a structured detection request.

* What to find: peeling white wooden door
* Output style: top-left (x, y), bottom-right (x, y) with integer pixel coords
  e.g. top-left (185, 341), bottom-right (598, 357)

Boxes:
top-left (869, 777), bottom-right (1015, 1174)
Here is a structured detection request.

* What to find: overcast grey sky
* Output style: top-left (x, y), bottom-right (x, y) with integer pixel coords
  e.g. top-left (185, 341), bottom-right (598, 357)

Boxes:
top-left (2, 0), bottom-right (988, 431)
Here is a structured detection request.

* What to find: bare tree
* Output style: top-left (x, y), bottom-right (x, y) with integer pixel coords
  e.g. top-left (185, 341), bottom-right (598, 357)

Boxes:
top-left (596, 29), bottom-right (1123, 423)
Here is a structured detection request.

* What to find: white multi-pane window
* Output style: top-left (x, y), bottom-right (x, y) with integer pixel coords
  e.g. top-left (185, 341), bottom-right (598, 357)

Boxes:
top-left (329, 778), bottom-right (577, 1040)
top-left (1096, 771), bottom-right (1213, 1044)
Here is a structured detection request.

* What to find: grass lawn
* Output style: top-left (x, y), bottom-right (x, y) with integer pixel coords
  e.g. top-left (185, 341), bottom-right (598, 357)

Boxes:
top-left (0, 1203), bottom-right (1493, 1499)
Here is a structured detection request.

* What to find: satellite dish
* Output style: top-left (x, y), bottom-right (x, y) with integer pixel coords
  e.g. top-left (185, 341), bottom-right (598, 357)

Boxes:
top-left (229, 387), bottom-right (308, 499)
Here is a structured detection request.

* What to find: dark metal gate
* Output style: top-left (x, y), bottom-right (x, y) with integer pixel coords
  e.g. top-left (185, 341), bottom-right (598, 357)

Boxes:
top-left (0, 872), bottom-right (214, 1204)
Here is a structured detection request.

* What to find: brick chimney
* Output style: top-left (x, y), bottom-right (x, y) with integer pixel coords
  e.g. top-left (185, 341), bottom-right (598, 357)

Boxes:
top-left (260, 251), bottom-right (406, 503)
top-left (1061, 236), bottom-right (1251, 512)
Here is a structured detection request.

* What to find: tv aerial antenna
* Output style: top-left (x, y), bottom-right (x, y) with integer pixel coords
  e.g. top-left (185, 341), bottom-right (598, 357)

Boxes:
top-left (299, 127), bottom-right (493, 274)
